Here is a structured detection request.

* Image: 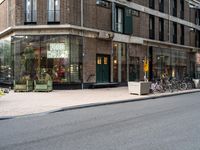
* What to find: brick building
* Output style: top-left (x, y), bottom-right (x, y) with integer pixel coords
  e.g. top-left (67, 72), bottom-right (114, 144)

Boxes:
top-left (0, 0), bottom-right (200, 89)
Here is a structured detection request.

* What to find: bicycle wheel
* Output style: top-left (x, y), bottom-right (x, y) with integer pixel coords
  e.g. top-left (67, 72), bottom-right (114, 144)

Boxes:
top-left (187, 82), bottom-right (193, 89)
top-left (179, 83), bottom-right (187, 90)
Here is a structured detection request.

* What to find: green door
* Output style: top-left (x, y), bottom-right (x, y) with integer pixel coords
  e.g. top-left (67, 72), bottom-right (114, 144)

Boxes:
top-left (96, 55), bottom-right (110, 83)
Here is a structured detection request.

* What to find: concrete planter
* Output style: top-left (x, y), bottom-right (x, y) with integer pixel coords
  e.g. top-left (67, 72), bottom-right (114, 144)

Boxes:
top-left (192, 79), bottom-right (200, 89)
top-left (128, 81), bottom-right (151, 95)
top-left (34, 80), bottom-right (53, 92)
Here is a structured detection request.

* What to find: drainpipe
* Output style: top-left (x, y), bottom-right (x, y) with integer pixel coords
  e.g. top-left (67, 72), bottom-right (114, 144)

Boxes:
top-left (81, 0), bottom-right (84, 89)
top-left (168, 0), bottom-right (171, 43)
top-left (81, 0), bottom-right (83, 27)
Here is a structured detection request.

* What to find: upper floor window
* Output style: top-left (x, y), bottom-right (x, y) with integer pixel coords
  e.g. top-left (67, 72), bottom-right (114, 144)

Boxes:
top-left (195, 10), bottom-right (200, 25)
top-left (180, 24), bottom-right (184, 45)
top-left (172, 0), bottom-right (177, 17)
top-left (149, 15), bottom-right (155, 39)
top-left (180, 0), bottom-right (184, 19)
top-left (116, 7), bottom-right (124, 33)
top-left (149, 0), bottom-right (155, 9)
top-left (112, 3), bottom-right (133, 35)
top-left (173, 22), bottom-right (177, 43)
top-left (159, 18), bottom-right (164, 41)
top-left (196, 31), bottom-right (200, 48)
top-left (48, 0), bottom-right (60, 23)
top-left (159, 0), bottom-right (164, 12)
top-left (25, 0), bottom-right (37, 24)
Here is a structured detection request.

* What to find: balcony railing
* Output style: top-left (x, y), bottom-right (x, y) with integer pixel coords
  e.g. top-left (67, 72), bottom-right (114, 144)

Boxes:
top-left (47, 10), bottom-right (60, 23)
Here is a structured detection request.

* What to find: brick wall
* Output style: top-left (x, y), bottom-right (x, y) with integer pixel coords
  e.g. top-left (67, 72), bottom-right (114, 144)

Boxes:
top-left (139, 13), bottom-right (149, 39)
top-left (83, 0), bottom-right (111, 31)
top-left (83, 37), bottom-right (112, 83)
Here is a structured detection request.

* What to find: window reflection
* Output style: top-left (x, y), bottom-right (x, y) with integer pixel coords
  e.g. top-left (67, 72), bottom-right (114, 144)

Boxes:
top-left (0, 37), bottom-right (12, 84)
top-left (12, 35), bottom-right (82, 84)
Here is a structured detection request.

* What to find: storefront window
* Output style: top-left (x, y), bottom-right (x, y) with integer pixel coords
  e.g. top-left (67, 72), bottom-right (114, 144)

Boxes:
top-left (12, 35), bottom-right (82, 84)
top-left (152, 47), bottom-right (189, 80)
top-left (0, 37), bottom-right (12, 84)
top-left (113, 42), bottom-right (127, 82)
top-left (129, 57), bottom-right (140, 81)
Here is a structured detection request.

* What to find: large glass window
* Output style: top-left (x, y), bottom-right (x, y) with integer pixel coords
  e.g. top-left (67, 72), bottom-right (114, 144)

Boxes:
top-left (159, 18), bottom-right (164, 41)
top-left (180, 25), bottom-right (184, 45)
top-left (0, 37), bottom-right (12, 84)
top-left (115, 7), bottom-right (124, 33)
top-left (159, 0), bottom-right (164, 12)
top-left (173, 22), bottom-right (177, 43)
top-left (149, 15), bottom-right (155, 39)
top-left (129, 57), bottom-right (140, 81)
top-left (172, 0), bottom-right (177, 17)
top-left (48, 0), bottom-right (60, 23)
top-left (113, 43), bottom-right (127, 82)
top-left (12, 35), bottom-right (82, 84)
top-left (149, 0), bottom-right (155, 9)
top-left (25, 0), bottom-right (37, 24)
top-left (180, 0), bottom-right (184, 19)
top-left (152, 48), bottom-right (189, 80)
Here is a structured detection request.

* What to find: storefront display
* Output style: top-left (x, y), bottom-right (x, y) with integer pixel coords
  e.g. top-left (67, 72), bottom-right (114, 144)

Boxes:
top-left (151, 47), bottom-right (192, 80)
top-left (12, 35), bottom-right (82, 84)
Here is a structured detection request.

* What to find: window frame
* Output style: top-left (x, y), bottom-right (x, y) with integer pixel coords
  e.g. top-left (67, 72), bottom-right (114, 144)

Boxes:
top-left (24, 0), bottom-right (37, 24)
top-left (47, 0), bottom-right (61, 24)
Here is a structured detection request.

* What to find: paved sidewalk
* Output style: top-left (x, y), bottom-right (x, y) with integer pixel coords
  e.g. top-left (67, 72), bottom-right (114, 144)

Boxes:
top-left (0, 87), bottom-right (200, 118)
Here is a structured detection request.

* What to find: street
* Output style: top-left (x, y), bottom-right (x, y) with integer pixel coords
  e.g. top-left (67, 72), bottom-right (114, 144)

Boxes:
top-left (0, 93), bottom-right (200, 150)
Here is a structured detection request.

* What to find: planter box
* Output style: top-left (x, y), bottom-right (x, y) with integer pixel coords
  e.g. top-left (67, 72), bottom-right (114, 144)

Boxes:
top-left (193, 79), bottom-right (200, 89)
top-left (14, 80), bottom-right (33, 92)
top-left (128, 81), bottom-right (151, 95)
top-left (34, 80), bottom-right (53, 92)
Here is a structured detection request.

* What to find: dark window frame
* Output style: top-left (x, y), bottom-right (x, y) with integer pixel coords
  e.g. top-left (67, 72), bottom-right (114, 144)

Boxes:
top-left (172, 0), bottom-right (177, 17)
top-left (149, 15), bottom-right (155, 39)
top-left (149, 0), bottom-right (155, 9)
top-left (173, 22), bottom-right (177, 43)
top-left (180, 0), bottom-right (184, 19)
top-left (159, 0), bottom-right (164, 12)
top-left (180, 24), bottom-right (184, 45)
top-left (115, 6), bottom-right (124, 33)
top-left (24, 0), bottom-right (37, 24)
top-left (47, 0), bottom-right (60, 24)
top-left (159, 18), bottom-right (164, 41)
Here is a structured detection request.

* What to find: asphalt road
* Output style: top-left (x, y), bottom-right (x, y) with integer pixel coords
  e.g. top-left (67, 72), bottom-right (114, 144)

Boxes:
top-left (0, 93), bottom-right (200, 150)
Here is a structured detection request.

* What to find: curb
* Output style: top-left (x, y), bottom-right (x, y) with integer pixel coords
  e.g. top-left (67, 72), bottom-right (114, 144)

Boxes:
top-left (0, 89), bottom-right (200, 121)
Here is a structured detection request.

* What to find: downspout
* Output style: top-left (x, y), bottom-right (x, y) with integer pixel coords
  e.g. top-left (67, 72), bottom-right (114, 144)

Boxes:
top-left (168, 0), bottom-right (171, 43)
top-left (81, 0), bottom-right (83, 27)
top-left (81, 0), bottom-right (84, 89)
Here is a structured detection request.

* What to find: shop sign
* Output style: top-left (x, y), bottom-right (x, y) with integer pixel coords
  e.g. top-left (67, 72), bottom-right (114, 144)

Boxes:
top-left (47, 43), bottom-right (69, 58)
top-left (143, 58), bottom-right (149, 72)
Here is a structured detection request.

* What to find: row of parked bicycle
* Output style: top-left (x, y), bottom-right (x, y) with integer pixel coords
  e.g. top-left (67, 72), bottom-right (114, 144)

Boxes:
top-left (150, 76), bottom-right (197, 93)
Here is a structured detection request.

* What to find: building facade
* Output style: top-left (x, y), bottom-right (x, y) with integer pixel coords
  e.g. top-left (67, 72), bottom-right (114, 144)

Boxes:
top-left (0, 0), bottom-right (200, 88)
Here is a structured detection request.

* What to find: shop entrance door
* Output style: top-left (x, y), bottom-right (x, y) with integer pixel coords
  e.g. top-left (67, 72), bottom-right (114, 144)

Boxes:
top-left (96, 54), bottom-right (110, 83)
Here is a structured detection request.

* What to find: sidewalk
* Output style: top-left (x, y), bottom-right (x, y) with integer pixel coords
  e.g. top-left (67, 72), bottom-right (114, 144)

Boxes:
top-left (0, 87), bottom-right (200, 118)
